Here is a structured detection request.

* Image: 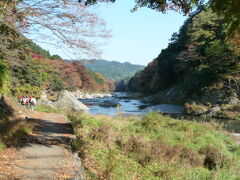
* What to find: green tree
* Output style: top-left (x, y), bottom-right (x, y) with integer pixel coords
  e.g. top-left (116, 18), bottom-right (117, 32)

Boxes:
top-left (128, 8), bottom-right (240, 96)
top-left (82, 0), bottom-right (240, 32)
top-left (50, 55), bottom-right (62, 60)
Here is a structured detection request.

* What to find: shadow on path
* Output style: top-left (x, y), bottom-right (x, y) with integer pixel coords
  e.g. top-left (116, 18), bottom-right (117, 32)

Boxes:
top-left (18, 112), bottom-right (74, 148)
top-left (13, 112), bottom-right (80, 179)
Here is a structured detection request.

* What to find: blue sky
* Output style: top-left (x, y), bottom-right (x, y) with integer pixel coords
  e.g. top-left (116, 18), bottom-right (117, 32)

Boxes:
top-left (34, 0), bottom-right (186, 66)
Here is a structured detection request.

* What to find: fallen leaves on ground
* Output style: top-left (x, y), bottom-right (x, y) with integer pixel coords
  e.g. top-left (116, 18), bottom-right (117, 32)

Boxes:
top-left (0, 148), bottom-right (25, 179)
top-left (54, 149), bottom-right (78, 179)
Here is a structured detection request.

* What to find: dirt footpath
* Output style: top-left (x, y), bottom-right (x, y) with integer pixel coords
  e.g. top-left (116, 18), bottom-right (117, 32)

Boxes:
top-left (13, 112), bottom-right (83, 180)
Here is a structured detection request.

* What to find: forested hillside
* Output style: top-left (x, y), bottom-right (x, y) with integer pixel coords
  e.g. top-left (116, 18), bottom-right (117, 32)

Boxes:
top-left (26, 40), bottom-right (62, 60)
top-left (79, 59), bottom-right (145, 81)
top-left (0, 28), bottom-right (113, 98)
top-left (129, 7), bottom-right (240, 107)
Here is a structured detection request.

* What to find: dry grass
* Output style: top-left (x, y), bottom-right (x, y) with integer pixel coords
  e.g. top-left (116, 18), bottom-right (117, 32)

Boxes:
top-left (199, 145), bottom-right (230, 170)
top-left (69, 112), bottom-right (240, 179)
top-left (184, 102), bottom-right (209, 115)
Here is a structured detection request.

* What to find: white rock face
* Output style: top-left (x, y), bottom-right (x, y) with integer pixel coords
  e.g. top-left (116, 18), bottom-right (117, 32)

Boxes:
top-left (38, 92), bottom-right (55, 108)
top-left (207, 106), bottom-right (221, 115)
top-left (72, 90), bottom-right (84, 99)
top-left (53, 90), bottom-right (89, 111)
top-left (38, 90), bottom-right (112, 112)
top-left (72, 90), bottom-right (112, 99)
top-left (38, 91), bottom-right (89, 111)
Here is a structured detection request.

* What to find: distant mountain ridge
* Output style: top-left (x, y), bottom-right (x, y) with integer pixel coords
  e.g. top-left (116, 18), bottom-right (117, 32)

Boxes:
top-left (78, 59), bottom-right (145, 81)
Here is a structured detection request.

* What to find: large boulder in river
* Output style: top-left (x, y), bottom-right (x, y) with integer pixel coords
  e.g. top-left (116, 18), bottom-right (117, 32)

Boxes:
top-left (99, 100), bottom-right (120, 107)
top-left (53, 90), bottom-right (89, 111)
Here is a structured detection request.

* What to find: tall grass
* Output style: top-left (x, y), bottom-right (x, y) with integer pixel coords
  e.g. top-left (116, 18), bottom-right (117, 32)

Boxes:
top-left (69, 112), bottom-right (240, 179)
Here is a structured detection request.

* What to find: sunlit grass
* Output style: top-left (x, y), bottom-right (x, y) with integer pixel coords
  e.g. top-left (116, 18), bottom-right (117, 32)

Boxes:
top-left (35, 105), bottom-right (61, 113)
top-left (69, 112), bottom-right (240, 179)
top-left (0, 142), bottom-right (6, 152)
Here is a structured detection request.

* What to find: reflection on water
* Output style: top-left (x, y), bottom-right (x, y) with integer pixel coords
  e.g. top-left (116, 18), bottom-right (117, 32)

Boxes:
top-left (79, 93), bottom-right (240, 133)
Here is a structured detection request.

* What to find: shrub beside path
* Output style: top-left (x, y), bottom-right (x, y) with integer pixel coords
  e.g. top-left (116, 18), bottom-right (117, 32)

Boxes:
top-left (14, 111), bottom-right (83, 179)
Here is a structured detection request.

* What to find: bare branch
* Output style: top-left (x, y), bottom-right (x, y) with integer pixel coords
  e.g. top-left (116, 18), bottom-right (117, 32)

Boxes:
top-left (2, 0), bottom-right (111, 57)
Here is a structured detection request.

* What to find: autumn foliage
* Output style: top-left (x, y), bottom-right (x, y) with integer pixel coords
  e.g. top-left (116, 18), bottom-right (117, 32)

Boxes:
top-left (129, 8), bottom-right (240, 99)
top-left (35, 58), bottom-right (114, 92)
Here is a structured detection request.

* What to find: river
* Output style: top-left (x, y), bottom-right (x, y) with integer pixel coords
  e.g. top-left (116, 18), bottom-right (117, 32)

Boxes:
top-left (79, 92), bottom-right (184, 116)
top-left (79, 92), bottom-right (240, 133)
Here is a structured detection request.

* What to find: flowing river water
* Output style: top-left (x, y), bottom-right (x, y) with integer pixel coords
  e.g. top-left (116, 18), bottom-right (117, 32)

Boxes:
top-left (79, 92), bottom-right (184, 115)
top-left (79, 92), bottom-right (240, 133)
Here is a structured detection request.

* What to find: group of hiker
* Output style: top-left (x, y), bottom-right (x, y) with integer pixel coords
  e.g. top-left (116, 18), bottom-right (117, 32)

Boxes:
top-left (17, 96), bottom-right (37, 110)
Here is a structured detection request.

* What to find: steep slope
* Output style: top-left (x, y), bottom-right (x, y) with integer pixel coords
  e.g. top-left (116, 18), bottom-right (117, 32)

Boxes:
top-left (27, 57), bottom-right (114, 93)
top-left (129, 8), bottom-right (240, 111)
top-left (78, 59), bottom-right (145, 81)
top-left (0, 25), bottom-right (113, 97)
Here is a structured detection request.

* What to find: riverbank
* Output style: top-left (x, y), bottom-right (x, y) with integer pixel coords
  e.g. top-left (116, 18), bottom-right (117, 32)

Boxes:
top-left (2, 94), bottom-right (239, 179)
top-left (130, 92), bottom-right (240, 121)
top-left (68, 112), bottom-right (240, 179)
top-left (37, 90), bottom-right (240, 135)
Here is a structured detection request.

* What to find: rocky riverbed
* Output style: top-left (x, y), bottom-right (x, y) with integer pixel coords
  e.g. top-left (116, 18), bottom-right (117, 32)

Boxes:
top-left (38, 90), bottom-right (240, 133)
top-left (38, 91), bottom-right (184, 115)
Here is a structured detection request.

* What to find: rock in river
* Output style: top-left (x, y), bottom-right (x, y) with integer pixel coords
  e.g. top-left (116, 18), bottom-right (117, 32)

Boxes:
top-left (99, 100), bottom-right (120, 107)
top-left (206, 106), bottom-right (221, 115)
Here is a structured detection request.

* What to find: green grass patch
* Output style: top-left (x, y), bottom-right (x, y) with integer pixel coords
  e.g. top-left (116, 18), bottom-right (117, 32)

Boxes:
top-left (35, 105), bottom-right (61, 113)
top-left (0, 141), bottom-right (6, 152)
top-left (69, 112), bottom-right (240, 179)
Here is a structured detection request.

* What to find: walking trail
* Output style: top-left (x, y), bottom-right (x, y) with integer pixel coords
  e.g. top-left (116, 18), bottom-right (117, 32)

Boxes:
top-left (11, 111), bottom-right (82, 179)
